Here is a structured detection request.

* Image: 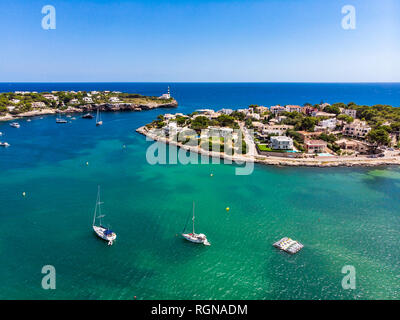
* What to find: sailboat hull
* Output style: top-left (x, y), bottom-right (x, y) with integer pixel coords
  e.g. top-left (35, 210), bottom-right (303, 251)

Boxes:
top-left (182, 233), bottom-right (210, 245)
top-left (93, 226), bottom-right (117, 241)
top-left (96, 121), bottom-right (103, 126)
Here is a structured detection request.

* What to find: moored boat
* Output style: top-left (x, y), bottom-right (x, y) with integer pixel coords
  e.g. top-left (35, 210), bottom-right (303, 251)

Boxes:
top-left (182, 202), bottom-right (210, 246)
top-left (82, 113), bottom-right (94, 119)
top-left (10, 122), bottom-right (20, 128)
top-left (0, 142), bottom-right (10, 147)
top-left (92, 186), bottom-right (116, 245)
top-left (56, 113), bottom-right (67, 123)
top-left (96, 108), bottom-right (103, 126)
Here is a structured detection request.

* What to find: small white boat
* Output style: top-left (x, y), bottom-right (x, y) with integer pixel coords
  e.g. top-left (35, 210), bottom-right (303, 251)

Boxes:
top-left (96, 108), bottom-right (103, 126)
top-left (0, 142), bottom-right (10, 147)
top-left (10, 122), bottom-right (20, 128)
top-left (0, 132), bottom-right (3, 136)
top-left (92, 186), bottom-right (116, 245)
top-left (182, 202), bottom-right (210, 246)
top-left (27, 119), bottom-right (31, 122)
top-left (56, 114), bottom-right (68, 123)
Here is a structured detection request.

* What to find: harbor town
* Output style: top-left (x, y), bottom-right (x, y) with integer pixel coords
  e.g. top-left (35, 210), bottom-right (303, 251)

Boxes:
top-left (137, 102), bottom-right (400, 167)
top-left (0, 88), bottom-right (177, 121)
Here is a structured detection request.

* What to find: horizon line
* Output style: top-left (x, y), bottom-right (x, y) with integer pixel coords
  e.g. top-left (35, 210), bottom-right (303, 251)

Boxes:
top-left (1, 81), bottom-right (400, 84)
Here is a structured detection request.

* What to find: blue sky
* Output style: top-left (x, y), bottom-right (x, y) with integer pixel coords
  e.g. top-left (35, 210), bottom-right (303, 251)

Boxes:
top-left (0, 0), bottom-right (399, 82)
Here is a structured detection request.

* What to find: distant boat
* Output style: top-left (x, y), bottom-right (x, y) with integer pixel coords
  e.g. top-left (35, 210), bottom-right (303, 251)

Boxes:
top-left (0, 142), bottom-right (10, 147)
top-left (182, 202), bottom-right (210, 246)
top-left (26, 119), bottom-right (31, 122)
top-left (0, 132), bottom-right (2, 136)
top-left (56, 117), bottom-right (67, 124)
top-left (82, 113), bottom-right (94, 119)
top-left (92, 186), bottom-right (116, 246)
top-left (10, 122), bottom-right (20, 128)
top-left (96, 108), bottom-right (103, 126)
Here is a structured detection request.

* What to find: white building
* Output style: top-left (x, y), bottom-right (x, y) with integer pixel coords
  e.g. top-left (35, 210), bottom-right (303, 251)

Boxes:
top-left (319, 118), bottom-right (337, 131)
top-left (270, 105), bottom-right (286, 116)
top-left (159, 87), bottom-right (171, 99)
top-left (10, 99), bottom-right (20, 104)
top-left (343, 120), bottom-right (371, 138)
top-left (219, 108), bottom-right (234, 115)
top-left (83, 97), bottom-right (93, 103)
top-left (42, 94), bottom-right (58, 101)
top-left (270, 136), bottom-right (293, 150)
top-left (262, 125), bottom-right (294, 136)
top-left (207, 126), bottom-right (234, 139)
top-left (109, 97), bottom-right (120, 103)
top-left (285, 105), bottom-right (302, 113)
top-left (343, 109), bottom-right (357, 118)
top-left (69, 99), bottom-right (79, 105)
top-left (31, 102), bottom-right (46, 108)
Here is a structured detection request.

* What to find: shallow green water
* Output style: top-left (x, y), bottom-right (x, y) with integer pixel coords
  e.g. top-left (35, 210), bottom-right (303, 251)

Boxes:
top-left (0, 110), bottom-right (399, 300)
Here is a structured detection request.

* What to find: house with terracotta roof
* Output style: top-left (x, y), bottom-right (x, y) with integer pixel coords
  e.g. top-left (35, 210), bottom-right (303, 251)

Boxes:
top-left (304, 140), bottom-right (327, 154)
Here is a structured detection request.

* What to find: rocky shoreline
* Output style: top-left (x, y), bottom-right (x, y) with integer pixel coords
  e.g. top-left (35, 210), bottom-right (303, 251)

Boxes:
top-left (0, 100), bottom-right (178, 121)
top-left (136, 126), bottom-right (400, 168)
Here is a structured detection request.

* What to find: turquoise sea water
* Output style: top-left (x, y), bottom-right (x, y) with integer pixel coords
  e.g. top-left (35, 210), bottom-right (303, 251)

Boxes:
top-left (0, 83), bottom-right (400, 300)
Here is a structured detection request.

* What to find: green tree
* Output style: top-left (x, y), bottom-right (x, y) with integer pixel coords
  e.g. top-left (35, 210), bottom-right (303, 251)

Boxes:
top-left (367, 128), bottom-right (390, 146)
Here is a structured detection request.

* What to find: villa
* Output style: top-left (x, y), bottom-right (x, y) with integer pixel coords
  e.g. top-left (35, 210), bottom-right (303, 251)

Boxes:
top-left (304, 140), bottom-right (327, 154)
top-left (10, 99), bottom-right (20, 104)
top-left (262, 125), bottom-right (294, 136)
top-left (31, 102), bottom-right (46, 108)
top-left (208, 126), bottom-right (234, 138)
top-left (316, 118), bottom-right (337, 131)
top-left (270, 136), bottom-right (294, 150)
top-left (285, 105), bottom-right (302, 113)
top-left (342, 109), bottom-right (357, 118)
top-left (42, 94), bottom-right (58, 101)
top-left (312, 111), bottom-right (336, 118)
top-left (83, 97), bottom-right (93, 103)
top-left (270, 105), bottom-right (286, 116)
top-left (219, 108), bottom-right (234, 115)
top-left (109, 97), bottom-right (120, 103)
top-left (343, 120), bottom-right (371, 138)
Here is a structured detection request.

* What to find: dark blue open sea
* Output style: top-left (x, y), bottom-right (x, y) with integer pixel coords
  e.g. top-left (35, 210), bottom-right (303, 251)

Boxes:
top-left (0, 83), bottom-right (399, 299)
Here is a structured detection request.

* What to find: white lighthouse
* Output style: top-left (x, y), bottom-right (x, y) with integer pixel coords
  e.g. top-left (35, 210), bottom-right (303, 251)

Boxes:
top-left (159, 86), bottom-right (171, 99)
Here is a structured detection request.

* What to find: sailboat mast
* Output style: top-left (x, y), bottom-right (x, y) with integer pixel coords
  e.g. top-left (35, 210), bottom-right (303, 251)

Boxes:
top-left (98, 186), bottom-right (102, 226)
top-left (192, 202), bottom-right (195, 234)
top-left (93, 186), bottom-right (100, 226)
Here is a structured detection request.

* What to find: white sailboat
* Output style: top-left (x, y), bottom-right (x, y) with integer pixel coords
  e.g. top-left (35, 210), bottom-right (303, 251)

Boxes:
top-left (182, 202), bottom-right (210, 246)
top-left (56, 113), bottom-right (67, 123)
top-left (96, 108), bottom-right (103, 126)
top-left (92, 186), bottom-right (116, 245)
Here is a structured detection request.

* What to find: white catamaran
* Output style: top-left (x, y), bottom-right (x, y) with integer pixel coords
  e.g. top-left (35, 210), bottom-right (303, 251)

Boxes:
top-left (96, 108), bottom-right (103, 126)
top-left (92, 186), bottom-right (116, 245)
top-left (182, 202), bottom-right (210, 246)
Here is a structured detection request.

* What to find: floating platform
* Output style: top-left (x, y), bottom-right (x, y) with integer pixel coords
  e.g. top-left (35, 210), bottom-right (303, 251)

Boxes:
top-left (273, 237), bottom-right (303, 254)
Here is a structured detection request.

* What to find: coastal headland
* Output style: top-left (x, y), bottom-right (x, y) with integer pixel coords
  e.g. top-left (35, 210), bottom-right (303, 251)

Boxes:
top-left (0, 89), bottom-right (177, 121)
top-left (137, 103), bottom-right (400, 168)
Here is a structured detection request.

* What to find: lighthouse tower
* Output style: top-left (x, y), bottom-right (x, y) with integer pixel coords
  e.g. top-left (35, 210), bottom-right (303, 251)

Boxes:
top-left (159, 86), bottom-right (171, 99)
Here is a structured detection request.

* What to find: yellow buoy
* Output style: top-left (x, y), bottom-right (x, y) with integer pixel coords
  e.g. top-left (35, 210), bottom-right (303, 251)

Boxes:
top-left (226, 207), bottom-right (230, 212)
top-left (86, 162), bottom-right (89, 166)
top-left (22, 192), bottom-right (26, 197)
top-left (210, 173), bottom-right (213, 177)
